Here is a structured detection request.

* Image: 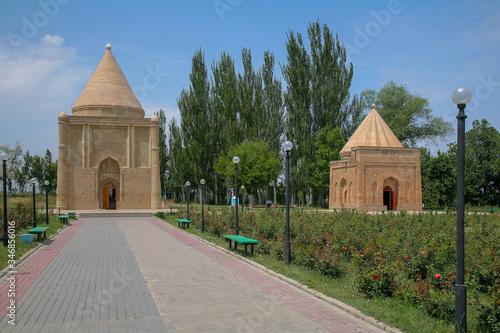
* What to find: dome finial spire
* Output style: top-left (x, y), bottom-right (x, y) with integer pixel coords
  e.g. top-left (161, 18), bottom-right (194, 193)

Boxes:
top-left (106, 43), bottom-right (112, 51)
top-left (372, 103), bottom-right (376, 108)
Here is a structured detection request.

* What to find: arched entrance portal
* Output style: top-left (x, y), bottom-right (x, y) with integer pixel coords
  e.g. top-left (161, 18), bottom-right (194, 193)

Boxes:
top-left (383, 186), bottom-right (396, 210)
top-left (103, 182), bottom-right (117, 209)
top-left (98, 157), bottom-right (120, 209)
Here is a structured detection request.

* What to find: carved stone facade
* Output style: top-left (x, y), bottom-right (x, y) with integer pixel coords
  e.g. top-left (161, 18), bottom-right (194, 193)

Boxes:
top-left (329, 107), bottom-right (422, 211)
top-left (56, 44), bottom-right (161, 210)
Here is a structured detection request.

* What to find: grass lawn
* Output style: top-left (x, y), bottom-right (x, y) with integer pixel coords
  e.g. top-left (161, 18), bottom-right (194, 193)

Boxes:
top-left (156, 213), bottom-right (454, 333)
top-left (0, 214), bottom-right (72, 271)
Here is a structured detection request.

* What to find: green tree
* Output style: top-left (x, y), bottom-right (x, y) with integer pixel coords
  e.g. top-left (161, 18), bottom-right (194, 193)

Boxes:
top-left (155, 109), bottom-right (168, 198)
top-left (166, 118), bottom-right (187, 201)
top-left (362, 81), bottom-right (453, 147)
top-left (282, 20), bottom-right (356, 205)
top-left (178, 48), bottom-right (213, 194)
top-left (310, 126), bottom-right (345, 206)
top-left (464, 119), bottom-right (500, 206)
top-left (0, 141), bottom-right (23, 193)
top-left (214, 141), bottom-right (281, 206)
top-left (420, 147), bottom-right (456, 207)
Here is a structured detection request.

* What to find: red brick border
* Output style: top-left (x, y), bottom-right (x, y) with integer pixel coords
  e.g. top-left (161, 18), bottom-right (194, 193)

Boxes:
top-left (0, 219), bottom-right (86, 320)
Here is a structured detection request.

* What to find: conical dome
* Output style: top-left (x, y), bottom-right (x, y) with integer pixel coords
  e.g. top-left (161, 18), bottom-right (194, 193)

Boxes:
top-left (72, 44), bottom-right (144, 118)
top-left (340, 106), bottom-right (403, 157)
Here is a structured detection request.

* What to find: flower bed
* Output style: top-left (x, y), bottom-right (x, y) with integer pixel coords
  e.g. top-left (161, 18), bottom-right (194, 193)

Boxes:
top-left (176, 207), bottom-right (500, 331)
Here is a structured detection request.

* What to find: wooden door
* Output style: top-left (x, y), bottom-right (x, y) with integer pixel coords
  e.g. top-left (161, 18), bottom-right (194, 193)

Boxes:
top-left (102, 182), bottom-right (116, 209)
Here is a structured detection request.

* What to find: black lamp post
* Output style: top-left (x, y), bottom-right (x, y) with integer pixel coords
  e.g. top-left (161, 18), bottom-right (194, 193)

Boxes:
top-left (283, 141), bottom-right (293, 265)
top-left (1, 152), bottom-right (8, 246)
top-left (241, 185), bottom-right (245, 214)
top-left (200, 179), bottom-right (205, 232)
top-left (31, 178), bottom-right (37, 228)
top-left (44, 180), bottom-right (49, 224)
top-left (185, 181), bottom-right (190, 220)
top-left (452, 86), bottom-right (472, 333)
top-left (233, 156), bottom-right (240, 235)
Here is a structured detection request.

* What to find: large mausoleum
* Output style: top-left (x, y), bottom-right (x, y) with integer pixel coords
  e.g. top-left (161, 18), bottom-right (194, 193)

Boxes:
top-left (56, 44), bottom-right (161, 210)
top-left (329, 105), bottom-right (422, 211)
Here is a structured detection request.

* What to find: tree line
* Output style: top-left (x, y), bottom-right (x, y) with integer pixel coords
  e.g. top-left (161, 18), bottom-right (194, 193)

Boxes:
top-left (159, 21), bottom-right (453, 207)
top-left (0, 142), bottom-right (57, 194)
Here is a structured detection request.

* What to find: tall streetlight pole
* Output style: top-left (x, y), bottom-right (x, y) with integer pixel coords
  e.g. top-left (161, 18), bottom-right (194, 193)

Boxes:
top-left (283, 141), bottom-right (293, 265)
top-left (1, 152), bottom-right (8, 246)
top-left (31, 178), bottom-right (37, 228)
top-left (233, 156), bottom-right (240, 235)
top-left (44, 180), bottom-right (49, 224)
top-left (185, 181), bottom-right (190, 220)
top-left (200, 179), bottom-right (205, 233)
top-left (241, 185), bottom-right (245, 215)
top-left (452, 87), bottom-right (472, 333)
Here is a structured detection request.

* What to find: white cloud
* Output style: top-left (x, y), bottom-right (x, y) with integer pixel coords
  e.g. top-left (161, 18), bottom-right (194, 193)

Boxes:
top-left (0, 36), bottom-right (92, 156)
top-left (40, 34), bottom-right (64, 46)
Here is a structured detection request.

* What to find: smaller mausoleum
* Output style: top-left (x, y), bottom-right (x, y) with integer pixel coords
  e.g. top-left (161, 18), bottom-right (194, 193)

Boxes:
top-left (329, 105), bottom-right (422, 211)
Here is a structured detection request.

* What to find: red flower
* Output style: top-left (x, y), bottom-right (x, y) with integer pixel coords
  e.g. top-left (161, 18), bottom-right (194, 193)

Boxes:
top-left (404, 255), bottom-right (408, 259)
top-left (421, 251), bottom-right (425, 254)
top-left (435, 273), bottom-right (441, 278)
top-left (239, 223), bottom-right (242, 226)
top-left (373, 275), bottom-right (379, 280)
top-left (449, 271), bottom-right (453, 275)
top-left (361, 250), bottom-right (364, 254)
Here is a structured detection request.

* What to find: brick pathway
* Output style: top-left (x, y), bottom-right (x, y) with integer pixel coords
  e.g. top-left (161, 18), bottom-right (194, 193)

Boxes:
top-left (118, 217), bottom-right (383, 332)
top-left (0, 218), bottom-right (165, 332)
top-left (0, 217), bottom-right (385, 332)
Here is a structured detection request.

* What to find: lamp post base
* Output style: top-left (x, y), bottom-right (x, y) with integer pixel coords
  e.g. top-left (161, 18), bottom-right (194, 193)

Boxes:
top-left (455, 284), bottom-right (467, 332)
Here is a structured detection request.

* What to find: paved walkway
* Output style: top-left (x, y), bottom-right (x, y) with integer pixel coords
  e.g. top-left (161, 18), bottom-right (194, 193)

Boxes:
top-left (0, 217), bottom-right (386, 332)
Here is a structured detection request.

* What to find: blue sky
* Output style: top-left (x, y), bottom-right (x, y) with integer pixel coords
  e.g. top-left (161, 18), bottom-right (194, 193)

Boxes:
top-left (1, 0), bottom-right (499, 158)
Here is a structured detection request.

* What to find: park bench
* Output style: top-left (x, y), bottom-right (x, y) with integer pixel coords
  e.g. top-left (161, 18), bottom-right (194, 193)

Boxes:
top-left (48, 207), bottom-right (61, 215)
top-left (332, 208), bottom-right (356, 213)
top-left (58, 215), bottom-right (69, 224)
top-left (28, 226), bottom-right (49, 241)
top-left (155, 211), bottom-right (165, 218)
top-left (380, 210), bottom-right (404, 215)
top-left (68, 212), bottom-right (77, 218)
top-left (223, 235), bottom-right (259, 257)
top-left (176, 218), bottom-right (192, 229)
top-left (168, 206), bottom-right (176, 214)
top-left (475, 208), bottom-right (499, 214)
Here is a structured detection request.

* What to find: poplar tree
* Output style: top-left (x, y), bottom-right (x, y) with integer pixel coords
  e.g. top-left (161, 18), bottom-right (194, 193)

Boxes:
top-left (178, 48), bottom-right (212, 193)
top-left (155, 109), bottom-right (168, 198)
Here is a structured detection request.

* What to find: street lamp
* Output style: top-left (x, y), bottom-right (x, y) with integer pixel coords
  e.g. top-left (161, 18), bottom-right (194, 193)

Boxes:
top-left (200, 179), bottom-right (205, 233)
top-left (31, 178), bottom-right (37, 228)
top-left (1, 152), bottom-right (8, 246)
top-left (233, 156), bottom-right (240, 235)
top-left (44, 180), bottom-right (49, 224)
top-left (283, 141), bottom-right (293, 265)
top-left (452, 86), bottom-right (472, 333)
top-left (185, 181), bottom-right (190, 220)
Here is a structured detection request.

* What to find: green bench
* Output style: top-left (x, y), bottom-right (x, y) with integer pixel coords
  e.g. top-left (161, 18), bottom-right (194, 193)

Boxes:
top-left (168, 206), bottom-right (176, 214)
top-left (176, 218), bottom-right (192, 229)
top-left (475, 208), bottom-right (498, 214)
top-left (380, 209), bottom-right (404, 214)
top-left (58, 215), bottom-right (69, 224)
top-left (68, 212), bottom-right (77, 218)
top-left (223, 235), bottom-right (259, 257)
top-left (28, 227), bottom-right (49, 241)
top-left (156, 211), bottom-right (165, 218)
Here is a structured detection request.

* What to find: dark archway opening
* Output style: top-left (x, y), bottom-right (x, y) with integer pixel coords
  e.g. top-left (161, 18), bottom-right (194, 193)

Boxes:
top-left (383, 186), bottom-right (396, 210)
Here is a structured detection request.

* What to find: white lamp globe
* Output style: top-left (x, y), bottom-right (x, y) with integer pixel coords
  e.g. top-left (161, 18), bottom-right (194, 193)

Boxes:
top-left (44, 180), bottom-right (49, 186)
top-left (185, 181), bottom-right (190, 187)
top-left (283, 141), bottom-right (293, 151)
top-left (233, 156), bottom-right (240, 164)
top-left (200, 179), bottom-right (206, 185)
top-left (452, 87), bottom-right (472, 105)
